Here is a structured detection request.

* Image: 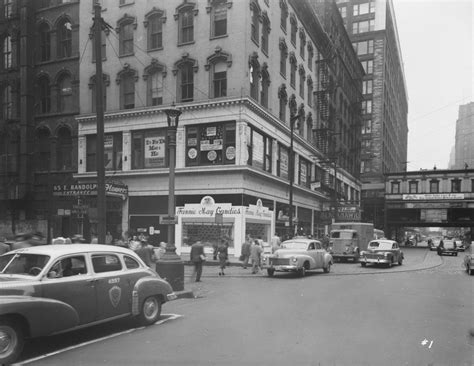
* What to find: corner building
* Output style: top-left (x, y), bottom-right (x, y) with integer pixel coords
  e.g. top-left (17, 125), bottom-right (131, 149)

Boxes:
top-left (76, 0), bottom-right (363, 256)
top-left (336, 0), bottom-right (408, 229)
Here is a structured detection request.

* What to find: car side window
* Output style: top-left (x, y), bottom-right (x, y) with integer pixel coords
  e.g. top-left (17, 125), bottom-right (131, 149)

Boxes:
top-left (92, 254), bottom-right (123, 273)
top-left (49, 256), bottom-right (87, 278)
top-left (124, 255), bottom-right (140, 269)
top-left (315, 242), bottom-right (322, 250)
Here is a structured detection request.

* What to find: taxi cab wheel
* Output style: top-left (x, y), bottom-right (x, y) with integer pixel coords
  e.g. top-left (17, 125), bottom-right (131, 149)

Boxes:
top-left (267, 268), bottom-right (275, 277)
top-left (0, 318), bottom-right (24, 365)
top-left (323, 262), bottom-right (331, 273)
top-left (138, 296), bottom-right (162, 326)
top-left (360, 262), bottom-right (366, 267)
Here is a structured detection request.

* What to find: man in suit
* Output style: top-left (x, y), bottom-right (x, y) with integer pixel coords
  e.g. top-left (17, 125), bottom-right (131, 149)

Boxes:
top-left (190, 241), bottom-right (205, 282)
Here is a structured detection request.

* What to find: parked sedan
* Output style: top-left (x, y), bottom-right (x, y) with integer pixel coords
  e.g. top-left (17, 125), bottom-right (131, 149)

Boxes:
top-left (261, 238), bottom-right (333, 277)
top-left (0, 244), bottom-right (177, 364)
top-left (359, 240), bottom-right (404, 268)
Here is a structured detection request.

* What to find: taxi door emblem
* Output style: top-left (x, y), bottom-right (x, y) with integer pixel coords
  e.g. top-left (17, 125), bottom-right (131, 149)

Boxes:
top-left (109, 285), bottom-right (121, 307)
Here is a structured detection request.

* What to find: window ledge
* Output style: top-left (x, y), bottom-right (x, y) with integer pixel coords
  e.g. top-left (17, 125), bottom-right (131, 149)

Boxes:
top-left (251, 37), bottom-right (259, 47)
top-left (119, 53), bottom-right (135, 58)
top-left (147, 46), bottom-right (164, 52)
top-left (119, 2), bottom-right (134, 8)
top-left (262, 49), bottom-right (268, 57)
top-left (178, 41), bottom-right (195, 47)
top-left (210, 34), bottom-right (228, 40)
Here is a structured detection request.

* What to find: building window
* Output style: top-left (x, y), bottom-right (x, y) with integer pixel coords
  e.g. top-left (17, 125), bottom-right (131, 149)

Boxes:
top-left (57, 18), bottom-right (72, 58)
top-left (90, 74), bottom-right (108, 113)
top-left (120, 72), bottom-right (135, 109)
top-left (56, 127), bottom-right (73, 171)
top-left (362, 80), bottom-right (373, 94)
top-left (429, 180), bottom-right (439, 193)
top-left (279, 39), bottom-right (288, 77)
top-left (247, 128), bottom-right (272, 173)
top-left (261, 13), bottom-right (270, 55)
top-left (290, 15), bottom-right (297, 45)
top-left (1, 85), bottom-right (12, 120)
top-left (451, 179), bottom-right (461, 193)
top-left (299, 67), bottom-right (305, 98)
top-left (3, 0), bottom-right (12, 18)
top-left (340, 6), bottom-right (347, 18)
top-left (37, 76), bottom-right (51, 114)
top-left (278, 84), bottom-right (287, 123)
top-left (299, 158), bottom-right (310, 187)
top-left (307, 44), bottom-right (313, 71)
top-left (353, 40), bottom-right (374, 55)
top-left (354, 1), bottom-right (375, 15)
top-left (38, 23), bottom-right (51, 62)
top-left (35, 128), bottom-right (51, 172)
top-left (260, 66), bottom-right (269, 108)
top-left (249, 56), bottom-right (260, 101)
top-left (179, 6), bottom-right (194, 44)
top-left (119, 20), bottom-right (134, 56)
top-left (87, 133), bottom-right (122, 172)
top-left (280, 0), bottom-right (288, 32)
top-left (361, 60), bottom-right (373, 74)
top-left (361, 119), bottom-right (372, 134)
top-left (361, 100), bottom-right (372, 114)
top-left (0, 133), bottom-right (19, 175)
top-left (58, 74), bottom-right (73, 112)
top-left (362, 139), bottom-right (371, 149)
top-left (307, 78), bottom-right (313, 107)
top-left (209, 61), bottom-right (226, 98)
top-left (352, 19), bottom-right (375, 34)
top-left (299, 31), bottom-right (306, 59)
top-left (277, 144), bottom-right (289, 179)
top-left (132, 129), bottom-right (168, 169)
top-left (148, 14), bottom-right (163, 50)
top-left (211, 0), bottom-right (227, 38)
top-left (472, 179), bottom-right (474, 193)
top-left (391, 182), bottom-right (400, 194)
top-left (250, 1), bottom-right (260, 45)
top-left (178, 62), bottom-right (194, 102)
top-left (289, 53), bottom-right (296, 88)
top-left (2, 35), bottom-right (11, 69)
top-left (185, 122), bottom-right (236, 167)
top-left (306, 114), bottom-right (313, 143)
top-left (147, 69), bottom-right (164, 106)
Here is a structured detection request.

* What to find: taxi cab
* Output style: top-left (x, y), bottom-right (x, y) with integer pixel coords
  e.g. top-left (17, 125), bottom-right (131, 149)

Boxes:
top-left (0, 244), bottom-right (177, 364)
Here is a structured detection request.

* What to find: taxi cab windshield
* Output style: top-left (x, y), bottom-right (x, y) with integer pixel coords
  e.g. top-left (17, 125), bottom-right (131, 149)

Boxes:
top-left (281, 242), bottom-right (309, 250)
top-left (0, 253), bottom-right (50, 275)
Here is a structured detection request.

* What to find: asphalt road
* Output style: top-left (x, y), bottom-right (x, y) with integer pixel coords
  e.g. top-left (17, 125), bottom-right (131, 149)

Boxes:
top-left (15, 249), bottom-right (473, 366)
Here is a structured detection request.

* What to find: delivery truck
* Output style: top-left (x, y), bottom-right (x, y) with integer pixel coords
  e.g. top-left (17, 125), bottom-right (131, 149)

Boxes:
top-left (329, 222), bottom-right (374, 262)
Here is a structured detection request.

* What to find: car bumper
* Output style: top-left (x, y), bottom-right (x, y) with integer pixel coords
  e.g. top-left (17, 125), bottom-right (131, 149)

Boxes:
top-left (264, 265), bottom-right (299, 271)
top-left (359, 257), bottom-right (390, 264)
top-left (331, 253), bottom-right (358, 259)
top-left (167, 292), bottom-right (178, 301)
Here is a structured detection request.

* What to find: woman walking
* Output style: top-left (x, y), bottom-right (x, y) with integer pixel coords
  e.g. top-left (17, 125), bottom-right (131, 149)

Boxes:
top-left (217, 239), bottom-right (229, 276)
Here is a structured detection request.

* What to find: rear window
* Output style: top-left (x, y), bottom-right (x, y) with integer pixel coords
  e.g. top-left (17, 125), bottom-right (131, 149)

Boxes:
top-left (331, 231), bottom-right (354, 239)
top-left (92, 254), bottom-right (122, 273)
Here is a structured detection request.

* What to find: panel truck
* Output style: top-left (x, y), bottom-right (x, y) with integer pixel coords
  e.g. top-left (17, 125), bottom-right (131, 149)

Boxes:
top-left (329, 222), bottom-right (374, 262)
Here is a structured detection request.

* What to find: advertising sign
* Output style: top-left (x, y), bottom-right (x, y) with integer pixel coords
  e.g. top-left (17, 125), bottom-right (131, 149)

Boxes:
top-left (144, 133), bottom-right (166, 167)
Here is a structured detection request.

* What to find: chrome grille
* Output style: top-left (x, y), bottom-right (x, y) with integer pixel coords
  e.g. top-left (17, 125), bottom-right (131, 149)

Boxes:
top-left (364, 253), bottom-right (382, 259)
top-left (270, 258), bottom-right (290, 266)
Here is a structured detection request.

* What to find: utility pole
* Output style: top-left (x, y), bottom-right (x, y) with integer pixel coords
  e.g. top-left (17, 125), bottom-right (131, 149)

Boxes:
top-left (94, 2), bottom-right (106, 243)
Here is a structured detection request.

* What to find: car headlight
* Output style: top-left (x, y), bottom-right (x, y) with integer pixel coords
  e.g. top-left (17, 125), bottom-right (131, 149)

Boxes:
top-left (384, 252), bottom-right (389, 257)
top-left (292, 257), bottom-right (297, 263)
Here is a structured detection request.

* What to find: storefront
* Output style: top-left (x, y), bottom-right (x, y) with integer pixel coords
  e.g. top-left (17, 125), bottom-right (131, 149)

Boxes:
top-left (175, 196), bottom-right (274, 257)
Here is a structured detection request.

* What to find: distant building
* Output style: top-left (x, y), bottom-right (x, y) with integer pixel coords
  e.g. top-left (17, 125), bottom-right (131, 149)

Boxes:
top-left (453, 102), bottom-right (474, 169)
top-left (336, 0), bottom-right (409, 230)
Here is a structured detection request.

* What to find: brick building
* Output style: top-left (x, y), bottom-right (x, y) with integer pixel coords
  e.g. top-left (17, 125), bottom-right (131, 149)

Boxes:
top-left (336, 0), bottom-right (408, 229)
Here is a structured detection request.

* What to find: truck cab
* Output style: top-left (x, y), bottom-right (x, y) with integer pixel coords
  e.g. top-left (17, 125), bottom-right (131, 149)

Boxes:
top-left (328, 222), bottom-right (374, 262)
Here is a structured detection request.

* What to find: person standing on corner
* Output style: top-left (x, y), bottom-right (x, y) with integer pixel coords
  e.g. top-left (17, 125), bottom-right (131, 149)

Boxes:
top-left (217, 239), bottom-right (229, 276)
top-left (250, 239), bottom-right (263, 274)
top-left (271, 232), bottom-right (281, 253)
top-left (135, 239), bottom-right (156, 267)
top-left (190, 240), bottom-right (205, 282)
top-left (241, 235), bottom-right (252, 269)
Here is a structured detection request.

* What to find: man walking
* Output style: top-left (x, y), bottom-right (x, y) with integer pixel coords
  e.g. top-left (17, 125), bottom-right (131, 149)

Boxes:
top-left (190, 240), bottom-right (205, 282)
top-left (241, 235), bottom-right (251, 269)
top-left (250, 240), bottom-right (263, 274)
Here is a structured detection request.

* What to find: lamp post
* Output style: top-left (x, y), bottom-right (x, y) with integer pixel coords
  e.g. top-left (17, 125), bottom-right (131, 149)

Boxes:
top-left (288, 97), bottom-right (299, 238)
top-left (156, 103), bottom-right (184, 291)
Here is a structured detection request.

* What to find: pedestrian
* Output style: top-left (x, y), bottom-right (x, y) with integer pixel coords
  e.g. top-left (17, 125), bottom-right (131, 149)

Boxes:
top-left (322, 234), bottom-right (330, 250)
top-left (155, 241), bottom-right (167, 260)
top-left (271, 232), bottom-right (281, 253)
top-left (190, 240), bottom-right (205, 282)
top-left (250, 239), bottom-right (263, 274)
top-left (129, 235), bottom-right (140, 251)
top-left (135, 239), bottom-right (156, 267)
top-left (241, 236), bottom-right (251, 269)
top-left (217, 239), bottom-right (229, 276)
top-left (105, 231), bottom-right (113, 245)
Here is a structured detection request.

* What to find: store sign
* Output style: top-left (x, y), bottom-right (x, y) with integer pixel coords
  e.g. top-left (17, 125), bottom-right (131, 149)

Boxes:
top-left (53, 182), bottom-right (128, 200)
top-left (145, 135), bottom-right (166, 166)
top-left (246, 199), bottom-right (272, 218)
top-left (402, 193), bottom-right (464, 200)
top-left (176, 196), bottom-right (241, 217)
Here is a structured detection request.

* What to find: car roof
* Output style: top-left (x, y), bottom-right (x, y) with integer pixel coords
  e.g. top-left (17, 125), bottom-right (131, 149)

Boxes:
top-left (369, 239), bottom-right (397, 245)
top-left (4, 244), bottom-right (135, 257)
top-left (283, 238), bottom-right (322, 244)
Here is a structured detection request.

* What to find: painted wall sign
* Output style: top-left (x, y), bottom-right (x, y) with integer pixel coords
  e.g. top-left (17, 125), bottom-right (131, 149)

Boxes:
top-left (402, 193), bottom-right (464, 200)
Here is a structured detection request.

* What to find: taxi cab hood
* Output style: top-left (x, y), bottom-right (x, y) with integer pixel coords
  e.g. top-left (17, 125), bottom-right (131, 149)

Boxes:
top-left (273, 248), bottom-right (307, 257)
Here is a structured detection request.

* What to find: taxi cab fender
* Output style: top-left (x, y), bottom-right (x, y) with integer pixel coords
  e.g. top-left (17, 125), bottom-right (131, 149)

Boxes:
top-left (131, 277), bottom-right (173, 316)
top-left (323, 253), bottom-right (333, 266)
top-left (0, 296), bottom-right (79, 338)
top-left (294, 254), bottom-right (315, 269)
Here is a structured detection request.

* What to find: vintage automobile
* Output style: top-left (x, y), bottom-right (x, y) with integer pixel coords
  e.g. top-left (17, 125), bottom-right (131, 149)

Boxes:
top-left (359, 239), bottom-right (404, 267)
top-left (261, 238), bottom-right (333, 277)
top-left (463, 245), bottom-right (474, 275)
top-left (436, 240), bottom-right (459, 256)
top-left (0, 244), bottom-right (177, 364)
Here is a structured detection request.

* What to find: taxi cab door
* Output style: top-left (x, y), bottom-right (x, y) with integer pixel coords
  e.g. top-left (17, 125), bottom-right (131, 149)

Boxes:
top-left (307, 242), bottom-right (319, 269)
top-left (91, 253), bottom-right (132, 320)
top-left (314, 242), bottom-right (324, 268)
top-left (41, 255), bottom-right (96, 325)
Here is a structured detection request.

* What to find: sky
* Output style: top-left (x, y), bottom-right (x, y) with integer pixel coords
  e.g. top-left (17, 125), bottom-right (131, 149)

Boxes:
top-left (391, 0), bottom-right (473, 170)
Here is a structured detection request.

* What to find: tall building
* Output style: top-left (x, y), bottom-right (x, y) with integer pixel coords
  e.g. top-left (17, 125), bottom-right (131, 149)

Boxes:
top-left (0, 0), bottom-right (80, 240)
top-left (336, 0), bottom-right (408, 229)
top-left (453, 102), bottom-right (474, 169)
top-left (74, 0), bottom-right (363, 254)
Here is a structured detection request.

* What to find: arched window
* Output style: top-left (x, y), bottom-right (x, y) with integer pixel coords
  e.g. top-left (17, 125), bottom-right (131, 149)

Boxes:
top-left (299, 29), bottom-right (306, 59)
top-left (57, 74), bottom-right (72, 112)
top-left (119, 71), bottom-right (136, 109)
top-left (210, 0), bottom-right (227, 38)
top-left (38, 23), bottom-right (51, 62)
top-left (57, 18), bottom-right (72, 58)
top-left (278, 84), bottom-right (288, 123)
top-left (146, 12), bottom-right (164, 50)
top-left (289, 52), bottom-right (296, 88)
top-left (177, 4), bottom-right (195, 45)
top-left (307, 76), bottom-right (313, 107)
top-left (306, 112), bottom-right (313, 143)
top-left (260, 64), bottom-right (270, 108)
top-left (279, 38), bottom-right (288, 77)
top-left (261, 12), bottom-right (270, 54)
top-left (144, 60), bottom-right (166, 106)
top-left (1, 85), bottom-right (12, 120)
top-left (249, 53), bottom-right (260, 101)
top-left (35, 127), bottom-right (51, 172)
top-left (250, 1), bottom-right (261, 44)
top-left (0, 130), bottom-right (19, 175)
top-left (118, 18), bottom-right (135, 56)
top-left (299, 65), bottom-right (305, 98)
top-left (56, 126), bottom-right (72, 170)
top-left (280, 0), bottom-right (288, 32)
top-left (3, 35), bottom-right (11, 69)
top-left (89, 74), bottom-right (109, 113)
top-left (206, 48), bottom-right (231, 99)
top-left (178, 62), bottom-right (194, 102)
top-left (37, 76), bottom-right (51, 114)
top-left (290, 14), bottom-right (297, 45)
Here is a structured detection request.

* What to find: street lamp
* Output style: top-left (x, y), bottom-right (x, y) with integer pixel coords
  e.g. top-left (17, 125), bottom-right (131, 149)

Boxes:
top-left (288, 97), bottom-right (300, 238)
top-left (156, 103), bottom-right (184, 291)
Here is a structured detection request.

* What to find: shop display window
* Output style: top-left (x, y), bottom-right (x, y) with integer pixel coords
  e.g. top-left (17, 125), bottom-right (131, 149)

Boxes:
top-left (185, 121), bottom-right (236, 166)
top-left (247, 128), bottom-right (272, 173)
top-left (132, 129), bottom-right (168, 169)
top-left (245, 222), bottom-right (269, 244)
top-left (277, 144), bottom-right (289, 179)
top-left (182, 222), bottom-right (234, 248)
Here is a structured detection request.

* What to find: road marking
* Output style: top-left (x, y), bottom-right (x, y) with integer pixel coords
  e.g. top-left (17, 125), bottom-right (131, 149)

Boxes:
top-left (15, 314), bottom-right (183, 365)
